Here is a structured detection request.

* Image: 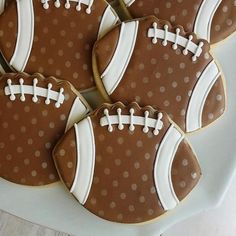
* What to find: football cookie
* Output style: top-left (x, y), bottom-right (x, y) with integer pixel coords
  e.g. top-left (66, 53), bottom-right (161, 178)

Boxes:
top-left (93, 16), bottom-right (226, 133)
top-left (53, 102), bottom-right (201, 224)
top-left (119, 0), bottom-right (235, 44)
top-left (0, 0), bottom-right (119, 92)
top-left (211, 0), bottom-right (236, 44)
top-left (0, 72), bottom-right (91, 186)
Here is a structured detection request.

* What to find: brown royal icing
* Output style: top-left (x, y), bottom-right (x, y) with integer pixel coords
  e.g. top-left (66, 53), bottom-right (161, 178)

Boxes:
top-left (93, 16), bottom-right (226, 132)
top-left (53, 102), bottom-right (201, 223)
top-left (211, 0), bottom-right (236, 44)
top-left (0, 0), bottom-right (119, 92)
top-left (0, 73), bottom-right (90, 186)
top-left (119, 0), bottom-right (236, 44)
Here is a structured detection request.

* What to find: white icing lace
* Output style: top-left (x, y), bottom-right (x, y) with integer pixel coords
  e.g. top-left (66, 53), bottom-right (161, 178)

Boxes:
top-left (4, 78), bottom-right (65, 108)
top-left (100, 108), bottom-right (164, 135)
top-left (41, 0), bottom-right (94, 14)
top-left (148, 22), bottom-right (204, 61)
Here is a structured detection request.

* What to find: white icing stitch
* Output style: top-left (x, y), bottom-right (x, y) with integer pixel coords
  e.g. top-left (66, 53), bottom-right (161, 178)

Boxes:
top-left (148, 22), bottom-right (204, 61)
top-left (4, 78), bottom-right (65, 108)
top-left (100, 108), bottom-right (164, 135)
top-left (41, 0), bottom-right (94, 14)
top-left (154, 124), bottom-right (183, 210)
top-left (71, 117), bottom-right (95, 205)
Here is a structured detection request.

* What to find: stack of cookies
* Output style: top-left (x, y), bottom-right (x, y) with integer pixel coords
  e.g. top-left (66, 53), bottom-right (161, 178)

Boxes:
top-left (0, 0), bottom-right (235, 225)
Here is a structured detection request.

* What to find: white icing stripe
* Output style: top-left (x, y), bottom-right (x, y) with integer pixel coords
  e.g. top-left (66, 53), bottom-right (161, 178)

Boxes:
top-left (186, 61), bottom-right (220, 132)
top-left (123, 0), bottom-right (135, 7)
top-left (101, 21), bottom-right (139, 95)
top-left (98, 5), bottom-right (120, 39)
top-left (0, 0), bottom-right (5, 15)
top-left (154, 125), bottom-right (183, 210)
top-left (65, 97), bottom-right (90, 132)
top-left (194, 0), bottom-right (222, 41)
top-left (10, 0), bottom-right (34, 71)
top-left (0, 63), bottom-right (5, 74)
top-left (70, 118), bottom-right (95, 205)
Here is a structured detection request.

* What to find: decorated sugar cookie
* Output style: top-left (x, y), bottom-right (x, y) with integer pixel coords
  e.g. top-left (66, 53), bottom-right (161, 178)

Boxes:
top-left (0, 0), bottom-right (119, 91)
top-left (53, 102), bottom-right (201, 224)
top-left (0, 73), bottom-right (91, 186)
top-left (119, 0), bottom-right (235, 44)
top-left (93, 16), bottom-right (226, 133)
top-left (211, 0), bottom-right (236, 44)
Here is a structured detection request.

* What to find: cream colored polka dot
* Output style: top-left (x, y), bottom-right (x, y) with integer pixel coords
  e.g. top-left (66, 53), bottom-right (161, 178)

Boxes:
top-left (104, 168), bottom-right (111, 175)
top-left (112, 180), bottom-right (119, 187)
top-left (144, 153), bottom-right (151, 160)
top-left (42, 162), bottom-right (48, 169)
top-left (94, 177), bottom-right (100, 184)
top-left (49, 122), bottom-right (55, 128)
top-left (49, 174), bottom-right (55, 180)
top-left (125, 149), bottom-right (132, 157)
top-left (59, 149), bottom-right (66, 156)
top-left (106, 146), bottom-right (113, 153)
top-left (31, 170), bottom-right (37, 177)
top-left (208, 113), bottom-right (214, 120)
top-left (17, 147), bottom-right (23, 153)
top-left (35, 151), bottom-right (41, 157)
top-left (148, 209), bottom-right (154, 216)
top-left (139, 196), bottom-right (145, 203)
top-left (120, 193), bottom-right (126, 200)
top-left (150, 186), bottom-right (156, 194)
top-left (131, 183), bottom-right (137, 191)
top-left (142, 174), bottom-right (148, 182)
top-left (101, 189), bottom-right (108, 196)
top-left (13, 166), bottom-right (19, 173)
top-left (128, 205), bottom-right (135, 212)
top-left (90, 197), bottom-right (97, 205)
top-left (136, 140), bottom-right (143, 147)
top-left (134, 162), bottom-right (140, 169)
top-left (191, 172), bottom-right (198, 179)
top-left (123, 171), bottom-right (129, 178)
top-left (24, 159), bottom-right (30, 165)
top-left (182, 159), bottom-right (189, 166)
top-left (110, 201), bottom-right (116, 209)
top-left (67, 162), bottom-right (73, 168)
top-left (179, 181), bottom-right (186, 188)
top-left (117, 214), bottom-right (123, 220)
top-left (115, 159), bottom-right (121, 166)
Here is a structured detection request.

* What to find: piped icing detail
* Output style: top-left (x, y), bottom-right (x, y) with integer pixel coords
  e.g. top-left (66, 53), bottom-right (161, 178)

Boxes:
top-left (4, 78), bottom-right (65, 108)
top-left (100, 108), bottom-right (164, 135)
top-left (148, 22), bottom-right (204, 61)
top-left (41, 0), bottom-right (94, 14)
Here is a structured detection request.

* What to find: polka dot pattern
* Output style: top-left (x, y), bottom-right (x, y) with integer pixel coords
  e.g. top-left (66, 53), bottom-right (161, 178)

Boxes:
top-left (202, 78), bottom-right (226, 127)
top-left (52, 103), bottom-right (202, 224)
top-left (0, 73), bottom-right (82, 186)
top-left (97, 17), bottom-right (225, 132)
top-left (0, 0), bottom-right (115, 91)
top-left (171, 140), bottom-right (201, 201)
top-left (126, 0), bottom-right (204, 33)
top-left (211, 0), bottom-right (236, 43)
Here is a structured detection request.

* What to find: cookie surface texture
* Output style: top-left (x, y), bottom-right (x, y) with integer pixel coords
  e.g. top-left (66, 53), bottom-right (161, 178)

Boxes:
top-left (0, 73), bottom-right (90, 186)
top-left (0, 0), bottom-right (119, 91)
top-left (93, 17), bottom-right (226, 133)
top-left (53, 102), bottom-right (201, 224)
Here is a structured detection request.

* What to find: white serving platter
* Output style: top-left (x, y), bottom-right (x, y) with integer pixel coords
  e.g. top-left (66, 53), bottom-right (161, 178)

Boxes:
top-left (0, 33), bottom-right (236, 236)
